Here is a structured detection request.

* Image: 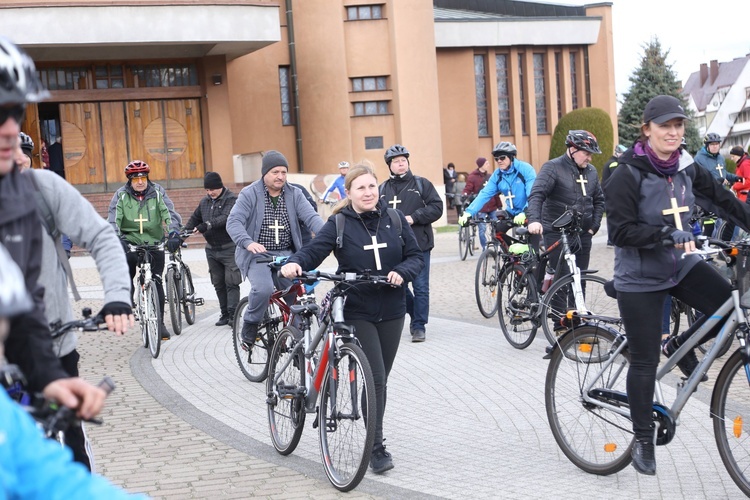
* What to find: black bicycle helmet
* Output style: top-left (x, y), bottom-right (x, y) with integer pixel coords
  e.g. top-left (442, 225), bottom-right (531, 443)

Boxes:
top-left (491, 141), bottom-right (517, 158)
top-left (384, 144), bottom-right (409, 166)
top-left (0, 36), bottom-right (49, 106)
top-left (565, 130), bottom-right (602, 154)
top-left (19, 132), bottom-right (33, 154)
top-left (704, 132), bottom-right (722, 144)
top-left (0, 243), bottom-right (33, 317)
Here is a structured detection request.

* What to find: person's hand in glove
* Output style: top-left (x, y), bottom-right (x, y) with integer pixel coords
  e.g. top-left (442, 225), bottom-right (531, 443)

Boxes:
top-left (458, 212), bottom-right (471, 227)
top-left (119, 237), bottom-right (130, 254)
top-left (669, 229), bottom-right (696, 253)
top-left (195, 222), bottom-right (209, 233)
top-left (513, 212), bottom-right (526, 225)
top-left (99, 301), bottom-right (135, 335)
top-left (166, 231), bottom-right (182, 253)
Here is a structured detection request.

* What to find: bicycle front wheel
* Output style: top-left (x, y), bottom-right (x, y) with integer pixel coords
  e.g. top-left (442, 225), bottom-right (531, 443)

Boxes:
top-left (146, 281), bottom-right (161, 359)
top-left (181, 264), bottom-right (196, 325)
top-left (319, 341), bottom-right (376, 492)
top-left (711, 348), bottom-right (750, 496)
top-left (166, 267), bottom-right (182, 336)
top-left (540, 274), bottom-right (618, 346)
top-left (475, 247), bottom-right (500, 318)
top-left (458, 226), bottom-right (470, 261)
top-left (546, 325), bottom-right (634, 475)
top-left (267, 327), bottom-right (306, 455)
top-left (138, 284), bottom-right (148, 349)
top-left (497, 264), bottom-right (539, 349)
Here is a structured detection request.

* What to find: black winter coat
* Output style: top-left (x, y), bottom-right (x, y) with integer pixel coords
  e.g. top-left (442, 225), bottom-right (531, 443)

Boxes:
top-left (286, 201), bottom-right (424, 322)
top-left (379, 171), bottom-right (443, 251)
top-left (184, 188), bottom-right (237, 248)
top-left (0, 168), bottom-right (68, 391)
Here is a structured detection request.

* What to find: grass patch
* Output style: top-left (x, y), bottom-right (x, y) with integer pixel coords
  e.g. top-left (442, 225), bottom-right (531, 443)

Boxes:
top-left (436, 224), bottom-right (458, 234)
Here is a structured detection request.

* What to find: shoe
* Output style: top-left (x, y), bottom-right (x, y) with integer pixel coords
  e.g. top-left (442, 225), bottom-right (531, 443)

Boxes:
top-left (631, 439), bottom-right (656, 475)
top-left (662, 337), bottom-right (708, 382)
top-left (241, 322), bottom-right (258, 350)
top-left (607, 241), bottom-right (614, 248)
top-left (215, 314), bottom-right (229, 327)
top-left (370, 443), bottom-right (394, 474)
top-left (159, 323), bottom-right (171, 340)
top-left (411, 329), bottom-right (426, 343)
top-left (543, 345), bottom-right (554, 360)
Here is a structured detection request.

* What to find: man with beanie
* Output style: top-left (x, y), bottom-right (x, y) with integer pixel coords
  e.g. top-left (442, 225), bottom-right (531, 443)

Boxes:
top-left (184, 171), bottom-right (241, 326)
top-left (379, 144), bottom-right (443, 342)
top-left (227, 150), bottom-right (324, 347)
top-left (461, 156), bottom-right (500, 250)
top-left (730, 146), bottom-right (750, 202)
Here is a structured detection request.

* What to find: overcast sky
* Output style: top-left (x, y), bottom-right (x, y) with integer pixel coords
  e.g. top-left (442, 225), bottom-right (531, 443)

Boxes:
top-left (542, 0), bottom-right (750, 100)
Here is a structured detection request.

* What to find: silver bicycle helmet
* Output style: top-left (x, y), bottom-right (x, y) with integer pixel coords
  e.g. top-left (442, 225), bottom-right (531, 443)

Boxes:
top-left (0, 243), bottom-right (33, 317)
top-left (0, 36), bottom-right (49, 106)
top-left (492, 141), bottom-right (517, 158)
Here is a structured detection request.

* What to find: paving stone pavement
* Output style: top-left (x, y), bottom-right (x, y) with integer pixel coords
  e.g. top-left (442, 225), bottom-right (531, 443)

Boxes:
top-left (68, 224), bottom-right (747, 499)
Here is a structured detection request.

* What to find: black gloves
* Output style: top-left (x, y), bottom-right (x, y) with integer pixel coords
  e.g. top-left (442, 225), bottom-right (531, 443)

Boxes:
top-left (670, 229), bottom-right (694, 245)
top-left (196, 222), bottom-right (208, 233)
top-left (119, 237), bottom-right (130, 253)
top-left (99, 301), bottom-right (133, 317)
top-left (166, 231), bottom-right (182, 253)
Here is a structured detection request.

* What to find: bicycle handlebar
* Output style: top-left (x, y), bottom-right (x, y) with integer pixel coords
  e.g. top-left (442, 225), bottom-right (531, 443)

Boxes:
top-left (49, 308), bottom-right (108, 340)
top-left (30, 377), bottom-right (116, 436)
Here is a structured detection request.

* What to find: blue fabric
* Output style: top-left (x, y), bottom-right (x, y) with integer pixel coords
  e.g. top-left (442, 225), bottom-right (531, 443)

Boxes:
top-left (405, 250), bottom-right (431, 330)
top-left (465, 159), bottom-right (536, 217)
top-left (61, 234), bottom-right (73, 252)
top-left (0, 390), bottom-right (143, 499)
top-left (322, 175), bottom-right (346, 201)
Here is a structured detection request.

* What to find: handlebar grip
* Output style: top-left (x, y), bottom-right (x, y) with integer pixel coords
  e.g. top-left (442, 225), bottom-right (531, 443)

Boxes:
top-left (98, 377), bottom-right (116, 396)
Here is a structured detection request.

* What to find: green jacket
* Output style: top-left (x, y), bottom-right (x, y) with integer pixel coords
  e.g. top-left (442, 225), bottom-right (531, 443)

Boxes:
top-left (115, 184), bottom-right (171, 245)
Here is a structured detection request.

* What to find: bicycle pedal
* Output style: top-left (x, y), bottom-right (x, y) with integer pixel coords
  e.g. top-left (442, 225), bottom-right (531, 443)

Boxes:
top-left (194, 298), bottom-right (205, 306)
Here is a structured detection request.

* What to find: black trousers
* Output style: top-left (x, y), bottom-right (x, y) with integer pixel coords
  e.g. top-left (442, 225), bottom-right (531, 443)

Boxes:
top-left (206, 246), bottom-right (241, 317)
top-left (126, 249), bottom-right (165, 322)
top-left (349, 317), bottom-right (404, 447)
top-left (59, 349), bottom-right (92, 471)
top-left (617, 260), bottom-right (730, 440)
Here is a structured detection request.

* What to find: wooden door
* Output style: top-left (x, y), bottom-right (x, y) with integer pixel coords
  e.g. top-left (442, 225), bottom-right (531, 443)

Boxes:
top-left (126, 100), bottom-right (167, 182)
top-left (163, 99), bottom-right (204, 180)
top-left (20, 104), bottom-right (43, 169)
top-left (59, 102), bottom-right (105, 185)
top-left (100, 101), bottom-right (130, 187)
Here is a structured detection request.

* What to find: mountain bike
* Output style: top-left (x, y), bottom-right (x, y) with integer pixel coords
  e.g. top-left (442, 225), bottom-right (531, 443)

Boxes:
top-left (130, 242), bottom-right (164, 359)
top-left (471, 215), bottom-right (520, 318)
top-left (165, 229), bottom-right (204, 336)
top-left (266, 269), bottom-right (381, 492)
top-left (232, 256), bottom-right (318, 383)
top-left (544, 239), bottom-right (750, 496)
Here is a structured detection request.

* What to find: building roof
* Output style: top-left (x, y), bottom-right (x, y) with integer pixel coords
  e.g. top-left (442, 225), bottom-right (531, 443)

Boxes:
top-left (683, 56), bottom-right (750, 112)
top-left (433, 0), bottom-right (587, 17)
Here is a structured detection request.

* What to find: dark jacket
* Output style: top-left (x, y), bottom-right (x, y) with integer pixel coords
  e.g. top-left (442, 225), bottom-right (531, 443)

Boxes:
top-left (462, 169), bottom-right (500, 213)
top-left (184, 187), bottom-right (237, 249)
top-left (289, 182), bottom-right (317, 246)
top-left (527, 153), bottom-right (605, 234)
top-left (0, 168), bottom-right (69, 391)
top-left (605, 148), bottom-right (750, 292)
top-left (601, 154), bottom-right (619, 186)
top-left (287, 201), bottom-right (424, 322)
top-left (695, 145), bottom-right (738, 183)
top-left (379, 170), bottom-right (443, 252)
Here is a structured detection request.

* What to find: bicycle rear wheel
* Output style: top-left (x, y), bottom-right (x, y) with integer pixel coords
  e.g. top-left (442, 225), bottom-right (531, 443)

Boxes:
top-left (267, 327), bottom-right (306, 455)
top-left (146, 281), bottom-right (161, 359)
top-left (712, 349), bottom-right (750, 496)
top-left (234, 299), bottom-right (281, 382)
top-left (497, 264), bottom-right (538, 349)
top-left (546, 325), bottom-right (634, 475)
top-left (319, 341), bottom-right (376, 492)
top-left (540, 274), bottom-right (617, 346)
top-left (181, 264), bottom-right (196, 325)
top-left (166, 267), bottom-right (182, 336)
top-left (458, 226), bottom-right (470, 261)
top-left (475, 247), bottom-right (500, 318)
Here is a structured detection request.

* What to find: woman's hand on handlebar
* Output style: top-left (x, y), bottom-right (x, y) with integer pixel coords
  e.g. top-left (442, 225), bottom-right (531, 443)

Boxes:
top-left (281, 262), bottom-right (303, 279)
top-left (387, 271), bottom-right (404, 287)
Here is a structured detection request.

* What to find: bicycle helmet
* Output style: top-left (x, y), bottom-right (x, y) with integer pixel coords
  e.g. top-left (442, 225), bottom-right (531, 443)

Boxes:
top-left (0, 243), bottom-right (33, 317)
top-left (565, 130), bottom-right (602, 154)
top-left (614, 144), bottom-right (627, 155)
top-left (703, 132), bottom-right (722, 145)
top-left (0, 36), bottom-right (49, 106)
top-left (491, 141), bottom-right (517, 158)
top-left (384, 144), bottom-right (409, 166)
top-left (125, 160), bottom-right (150, 178)
top-left (19, 132), bottom-right (33, 154)
top-left (338, 161), bottom-right (350, 169)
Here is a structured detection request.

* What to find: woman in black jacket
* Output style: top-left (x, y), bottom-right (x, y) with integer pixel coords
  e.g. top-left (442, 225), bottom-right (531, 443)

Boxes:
top-left (281, 162), bottom-right (424, 475)
top-left (605, 95), bottom-right (750, 476)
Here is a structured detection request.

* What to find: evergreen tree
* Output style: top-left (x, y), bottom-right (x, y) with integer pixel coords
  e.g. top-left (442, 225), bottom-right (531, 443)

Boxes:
top-left (617, 37), bottom-right (700, 151)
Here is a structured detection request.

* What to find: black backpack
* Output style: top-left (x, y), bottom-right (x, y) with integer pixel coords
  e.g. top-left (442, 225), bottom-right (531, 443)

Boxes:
top-left (335, 208), bottom-right (404, 249)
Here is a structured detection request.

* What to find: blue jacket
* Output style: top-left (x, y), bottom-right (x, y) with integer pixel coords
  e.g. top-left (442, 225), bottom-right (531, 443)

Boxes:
top-left (695, 146), bottom-right (738, 183)
top-left (465, 159), bottom-right (536, 217)
top-left (0, 389), bottom-right (144, 499)
top-left (322, 175), bottom-right (346, 201)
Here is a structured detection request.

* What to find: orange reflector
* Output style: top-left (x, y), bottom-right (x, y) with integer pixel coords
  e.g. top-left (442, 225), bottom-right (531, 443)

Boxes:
top-left (579, 343), bottom-right (593, 353)
top-left (604, 443), bottom-right (617, 453)
top-left (734, 416), bottom-right (743, 438)
top-left (566, 310), bottom-right (575, 319)
top-left (728, 248), bottom-right (739, 257)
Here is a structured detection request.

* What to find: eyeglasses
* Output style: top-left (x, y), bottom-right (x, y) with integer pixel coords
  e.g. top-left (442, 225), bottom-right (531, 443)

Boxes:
top-left (0, 105), bottom-right (25, 126)
top-left (494, 155), bottom-right (509, 162)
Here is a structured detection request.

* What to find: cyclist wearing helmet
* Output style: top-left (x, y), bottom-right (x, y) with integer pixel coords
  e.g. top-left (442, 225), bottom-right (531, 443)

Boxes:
top-left (378, 144), bottom-right (443, 342)
top-left (108, 168), bottom-right (181, 233)
top-left (15, 131), bottom-right (33, 170)
top-left (695, 132), bottom-right (737, 184)
top-left (0, 35), bottom-right (109, 437)
top-left (601, 143), bottom-right (627, 185)
top-left (459, 157), bottom-right (502, 250)
top-left (115, 160), bottom-right (180, 340)
top-left (322, 161), bottom-right (350, 202)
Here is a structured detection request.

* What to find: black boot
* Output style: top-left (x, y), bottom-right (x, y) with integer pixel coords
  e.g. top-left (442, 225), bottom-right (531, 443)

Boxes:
top-left (215, 313), bottom-right (229, 327)
top-left (240, 322), bottom-right (258, 349)
top-left (662, 337), bottom-right (708, 382)
top-left (631, 439), bottom-right (656, 475)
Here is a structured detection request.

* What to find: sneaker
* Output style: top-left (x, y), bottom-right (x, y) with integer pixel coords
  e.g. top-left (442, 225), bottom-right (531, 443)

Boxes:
top-left (241, 322), bottom-right (258, 350)
top-left (662, 337), bottom-right (708, 382)
top-left (159, 323), bottom-right (171, 340)
top-left (370, 443), bottom-right (394, 474)
top-left (631, 439), bottom-right (656, 475)
top-left (411, 329), bottom-right (426, 343)
top-left (215, 314), bottom-right (229, 327)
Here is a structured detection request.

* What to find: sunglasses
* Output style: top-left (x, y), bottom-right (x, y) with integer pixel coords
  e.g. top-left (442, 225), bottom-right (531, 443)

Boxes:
top-left (494, 155), bottom-right (509, 162)
top-left (0, 105), bottom-right (25, 126)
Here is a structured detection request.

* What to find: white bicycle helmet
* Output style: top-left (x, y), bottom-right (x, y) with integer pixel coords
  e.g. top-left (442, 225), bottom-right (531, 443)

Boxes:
top-left (0, 243), bottom-right (33, 317)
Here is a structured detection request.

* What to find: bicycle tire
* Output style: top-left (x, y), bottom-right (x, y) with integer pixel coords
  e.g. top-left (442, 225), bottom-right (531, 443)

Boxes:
top-left (146, 281), bottom-right (161, 359)
top-left (234, 299), bottom-right (279, 382)
top-left (319, 341), bottom-right (376, 492)
top-left (711, 348), bottom-right (750, 496)
top-left (545, 324), bottom-right (634, 475)
top-left (267, 327), bottom-right (306, 455)
top-left (475, 246), bottom-right (500, 318)
top-left (497, 263), bottom-right (538, 349)
top-left (468, 226), bottom-right (476, 257)
top-left (138, 283), bottom-right (148, 349)
top-left (458, 226), bottom-right (470, 261)
top-left (166, 267), bottom-right (182, 336)
top-left (540, 274), bottom-right (618, 346)
top-left (181, 264), bottom-right (196, 325)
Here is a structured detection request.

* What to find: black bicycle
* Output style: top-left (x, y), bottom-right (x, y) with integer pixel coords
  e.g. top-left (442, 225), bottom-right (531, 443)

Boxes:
top-left (165, 229), bottom-right (204, 336)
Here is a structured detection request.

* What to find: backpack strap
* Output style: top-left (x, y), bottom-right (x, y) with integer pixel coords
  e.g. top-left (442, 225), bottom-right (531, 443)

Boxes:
top-left (413, 176), bottom-right (427, 208)
top-left (335, 212), bottom-right (345, 249)
top-left (386, 208), bottom-right (404, 246)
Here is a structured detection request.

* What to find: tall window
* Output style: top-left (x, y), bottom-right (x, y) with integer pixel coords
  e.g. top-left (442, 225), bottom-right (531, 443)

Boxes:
top-left (518, 53), bottom-right (527, 135)
top-left (347, 5), bottom-right (382, 20)
top-left (474, 55), bottom-right (489, 136)
top-left (555, 53), bottom-right (562, 119)
top-left (570, 52), bottom-right (579, 110)
top-left (496, 54), bottom-right (511, 136)
top-left (279, 66), bottom-right (294, 126)
top-left (533, 54), bottom-right (548, 134)
top-left (351, 76), bottom-right (387, 92)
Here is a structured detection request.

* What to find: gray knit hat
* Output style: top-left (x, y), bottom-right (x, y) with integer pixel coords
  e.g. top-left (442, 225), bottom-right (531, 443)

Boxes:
top-left (262, 150), bottom-right (289, 177)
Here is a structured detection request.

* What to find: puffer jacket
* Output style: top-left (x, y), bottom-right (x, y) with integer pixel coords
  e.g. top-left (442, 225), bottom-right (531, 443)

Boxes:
top-left (732, 153), bottom-right (750, 202)
top-left (184, 187), bottom-right (237, 248)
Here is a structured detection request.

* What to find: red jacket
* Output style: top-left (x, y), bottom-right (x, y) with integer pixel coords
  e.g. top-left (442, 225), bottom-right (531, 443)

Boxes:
top-left (462, 168), bottom-right (501, 213)
top-left (732, 154), bottom-right (750, 202)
